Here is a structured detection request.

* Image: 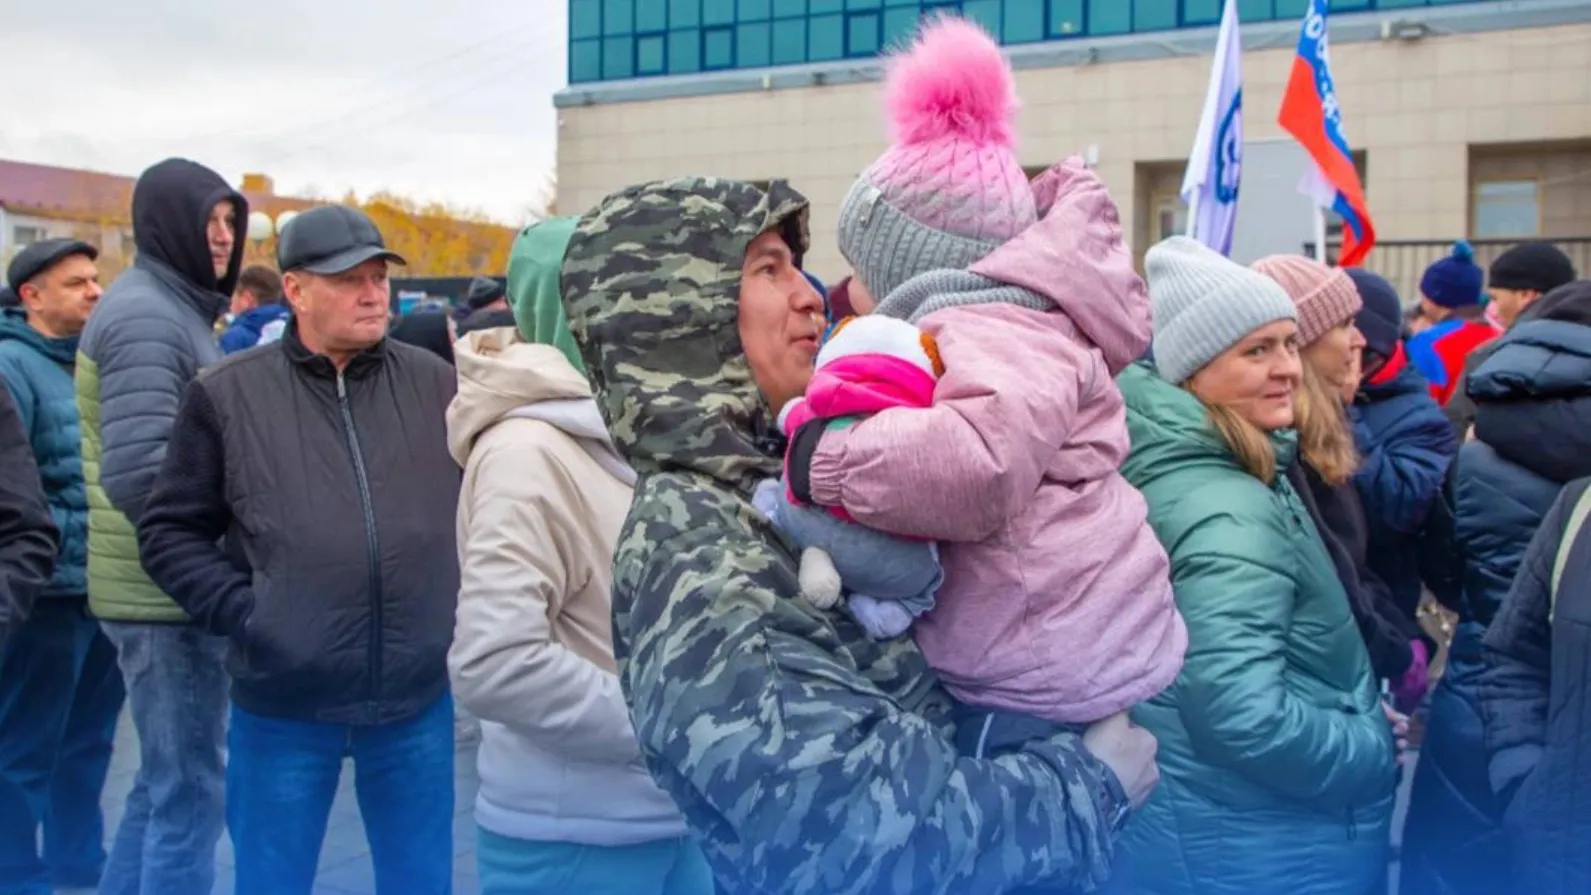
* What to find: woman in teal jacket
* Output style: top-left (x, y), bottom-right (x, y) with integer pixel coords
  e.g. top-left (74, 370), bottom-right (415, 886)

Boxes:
top-left (1118, 238), bottom-right (1398, 895)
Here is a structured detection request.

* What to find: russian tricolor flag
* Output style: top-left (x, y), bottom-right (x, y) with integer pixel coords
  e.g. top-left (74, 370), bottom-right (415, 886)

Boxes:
top-left (1278, 0), bottom-right (1376, 267)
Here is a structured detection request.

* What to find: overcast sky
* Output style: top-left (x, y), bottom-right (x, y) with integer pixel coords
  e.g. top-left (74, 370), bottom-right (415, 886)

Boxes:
top-left (2, 0), bottom-right (566, 224)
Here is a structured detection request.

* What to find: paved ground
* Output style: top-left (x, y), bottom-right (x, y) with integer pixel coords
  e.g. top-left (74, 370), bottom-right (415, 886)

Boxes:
top-left (94, 711), bottom-right (482, 895)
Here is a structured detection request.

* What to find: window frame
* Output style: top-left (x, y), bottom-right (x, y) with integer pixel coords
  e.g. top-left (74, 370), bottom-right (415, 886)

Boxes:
top-left (1471, 178), bottom-right (1544, 240)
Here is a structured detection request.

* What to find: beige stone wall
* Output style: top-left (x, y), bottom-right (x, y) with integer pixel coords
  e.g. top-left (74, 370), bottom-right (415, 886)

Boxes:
top-left (558, 22), bottom-right (1591, 277)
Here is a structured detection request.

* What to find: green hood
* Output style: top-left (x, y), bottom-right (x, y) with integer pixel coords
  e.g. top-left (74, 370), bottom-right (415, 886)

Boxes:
top-left (508, 216), bottom-right (583, 374)
top-left (558, 177), bottom-right (809, 494)
top-left (1118, 361), bottom-right (1297, 488)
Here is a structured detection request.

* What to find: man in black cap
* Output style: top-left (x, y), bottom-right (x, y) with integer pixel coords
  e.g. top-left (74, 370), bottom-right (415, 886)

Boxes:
top-left (76, 157), bottom-right (245, 895)
top-left (138, 204), bottom-right (462, 895)
top-left (1446, 242), bottom-right (1579, 438)
top-left (0, 238), bottom-right (127, 893)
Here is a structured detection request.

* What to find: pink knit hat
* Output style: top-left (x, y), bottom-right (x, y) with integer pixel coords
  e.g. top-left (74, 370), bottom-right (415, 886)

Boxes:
top-left (1251, 255), bottom-right (1364, 346)
top-left (836, 16), bottom-right (1036, 304)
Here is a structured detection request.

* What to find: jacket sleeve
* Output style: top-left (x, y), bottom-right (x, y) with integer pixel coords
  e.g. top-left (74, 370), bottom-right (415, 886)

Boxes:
top-left (137, 380), bottom-right (252, 637)
top-left (1352, 398), bottom-right (1456, 536)
top-left (804, 306), bottom-right (1082, 542)
top-left (1479, 481), bottom-right (1580, 796)
top-left (95, 312), bottom-right (200, 524)
top-left (0, 383), bottom-right (57, 643)
top-left (448, 434), bottom-right (639, 765)
top-left (1171, 510), bottom-right (1394, 811)
top-left (623, 530), bottom-right (1126, 895)
top-left (1443, 350), bottom-right (1485, 442)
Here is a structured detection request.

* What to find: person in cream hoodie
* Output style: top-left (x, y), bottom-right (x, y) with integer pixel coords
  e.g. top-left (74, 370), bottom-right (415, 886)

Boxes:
top-left (446, 217), bottom-right (710, 895)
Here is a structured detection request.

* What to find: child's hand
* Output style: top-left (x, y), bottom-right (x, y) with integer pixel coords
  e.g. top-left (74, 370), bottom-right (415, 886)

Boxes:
top-left (848, 594), bottom-right (915, 640)
top-left (798, 547), bottom-right (843, 609)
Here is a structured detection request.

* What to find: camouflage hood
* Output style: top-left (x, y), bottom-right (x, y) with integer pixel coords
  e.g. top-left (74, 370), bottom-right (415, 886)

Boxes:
top-left (559, 177), bottom-right (810, 495)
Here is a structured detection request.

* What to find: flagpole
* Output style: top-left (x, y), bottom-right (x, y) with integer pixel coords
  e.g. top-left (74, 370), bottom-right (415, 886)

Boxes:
top-left (1313, 206), bottom-right (1328, 263)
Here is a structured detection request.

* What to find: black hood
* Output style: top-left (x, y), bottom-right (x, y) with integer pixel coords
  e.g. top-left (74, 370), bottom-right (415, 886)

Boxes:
top-left (132, 158), bottom-right (248, 296)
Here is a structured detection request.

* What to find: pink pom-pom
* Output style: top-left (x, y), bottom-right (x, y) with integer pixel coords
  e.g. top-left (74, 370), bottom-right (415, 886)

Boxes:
top-left (883, 15), bottom-right (1019, 149)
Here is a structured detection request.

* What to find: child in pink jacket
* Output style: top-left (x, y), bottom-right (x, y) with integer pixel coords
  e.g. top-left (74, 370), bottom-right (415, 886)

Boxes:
top-left (783, 16), bottom-right (1187, 728)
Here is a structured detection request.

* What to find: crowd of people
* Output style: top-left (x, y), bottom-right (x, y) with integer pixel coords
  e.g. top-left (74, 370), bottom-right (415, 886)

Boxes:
top-left (1, 15), bottom-right (1589, 895)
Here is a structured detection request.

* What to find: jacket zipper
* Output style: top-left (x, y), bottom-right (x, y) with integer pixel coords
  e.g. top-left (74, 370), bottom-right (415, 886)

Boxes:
top-left (336, 372), bottom-right (384, 712)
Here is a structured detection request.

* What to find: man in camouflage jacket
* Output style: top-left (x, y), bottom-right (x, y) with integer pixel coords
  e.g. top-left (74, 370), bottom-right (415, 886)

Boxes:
top-left (558, 175), bottom-right (1133, 895)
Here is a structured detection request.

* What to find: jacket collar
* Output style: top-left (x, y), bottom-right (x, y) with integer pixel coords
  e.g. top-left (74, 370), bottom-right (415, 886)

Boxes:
top-left (135, 254), bottom-right (229, 325)
top-left (282, 318), bottom-right (387, 381)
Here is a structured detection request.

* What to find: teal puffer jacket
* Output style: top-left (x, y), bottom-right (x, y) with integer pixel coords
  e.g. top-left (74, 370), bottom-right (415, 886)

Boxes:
top-left (1116, 363), bottom-right (1397, 895)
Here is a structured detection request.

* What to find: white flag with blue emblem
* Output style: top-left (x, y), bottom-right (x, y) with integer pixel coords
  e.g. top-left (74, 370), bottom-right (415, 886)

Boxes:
top-left (1181, 0), bottom-right (1244, 256)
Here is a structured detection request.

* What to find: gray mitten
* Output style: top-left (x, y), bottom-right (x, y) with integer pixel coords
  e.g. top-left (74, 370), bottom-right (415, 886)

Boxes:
top-left (848, 594), bottom-right (916, 640)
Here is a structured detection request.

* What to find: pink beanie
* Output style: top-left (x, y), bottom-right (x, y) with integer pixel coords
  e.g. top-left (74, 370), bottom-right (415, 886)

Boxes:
top-left (836, 16), bottom-right (1035, 304)
top-left (1251, 255), bottom-right (1364, 346)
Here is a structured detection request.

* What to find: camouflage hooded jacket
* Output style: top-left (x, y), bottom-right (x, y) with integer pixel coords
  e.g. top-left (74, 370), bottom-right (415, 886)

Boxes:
top-left (559, 177), bottom-right (1125, 895)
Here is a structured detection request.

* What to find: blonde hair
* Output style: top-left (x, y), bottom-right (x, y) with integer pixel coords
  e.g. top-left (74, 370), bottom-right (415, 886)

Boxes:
top-left (1292, 362), bottom-right (1361, 486)
top-left (1199, 399), bottom-right (1279, 484)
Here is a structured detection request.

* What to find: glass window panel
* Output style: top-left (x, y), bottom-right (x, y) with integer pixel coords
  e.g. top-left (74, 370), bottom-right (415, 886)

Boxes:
top-left (847, 10), bottom-right (880, 55)
top-left (637, 0), bottom-right (668, 29)
top-left (740, 0), bottom-right (772, 19)
top-left (811, 0), bottom-right (844, 12)
top-left (570, 37), bottom-right (603, 81)
top-left (704, 26), bottom-right (735, 67)
top-left (636, 34), bottom-right (667, 73)
top-left (1474, 181), bottom-right (1540, 239)
top-left (963, 0), bottom-right (1001, 35)
top-left (1332, 0), bottom-right (1372, 11)
top-left (738, 21), bottom-right (772, 65)
top-left (670, 0), bottom-right (701, 26)
top-left (773, 0), bottom-right (806, 14)
top-left (772, 16), bottom-right (806, 62)
top-left (810, 13), bottom-right (845, 59)
top-left (602, 35), bottom-right (634, 77)
top-left (1183, 0), bottom-right (1222, 25)
top-left (1048, 0), bottom-right (1083, 35)
top-left (1133, 0), bottom-right (1179, 31)
top-left (1238, 0), bottom-right (1274, 22)
top-left (884, 0), bottom-right (918, 5)
top-left (668, 28), bottom-right (702, 71)
top-left (1004, 0), bottom-right (1044, 42)
top-left (1089, 0), bottom-right (1130, 34)
top-left (847, 0), bottom-right (882, 8)
top-left (571, 0), bottom-right (603, 39)
top-left (882, 7), bottom-right (920, 48)
top-left (603, 0), bottom-right (633, 34)
top-left (704, 0), bottom-right (735, 25)
top-left (1274, 0), bottom-right (1308, 18)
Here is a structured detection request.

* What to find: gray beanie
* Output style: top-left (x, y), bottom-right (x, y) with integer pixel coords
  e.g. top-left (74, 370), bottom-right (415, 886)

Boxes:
top-left (1147, 236), bottom-right (1298, 384)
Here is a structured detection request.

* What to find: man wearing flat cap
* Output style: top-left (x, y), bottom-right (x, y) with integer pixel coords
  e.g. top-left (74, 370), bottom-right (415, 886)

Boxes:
top-left (0, 238), bottom-right (125, 894)
top-left (138, 204), bottom-right (463, 894)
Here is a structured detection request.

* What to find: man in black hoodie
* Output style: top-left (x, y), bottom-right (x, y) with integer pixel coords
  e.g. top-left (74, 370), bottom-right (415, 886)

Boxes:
top-left (75, 158), bottom-right (245, 895)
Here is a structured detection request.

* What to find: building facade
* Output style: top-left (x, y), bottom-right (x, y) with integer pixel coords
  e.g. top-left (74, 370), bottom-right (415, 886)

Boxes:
top-left (555, 0), bottom-right (1591, 297)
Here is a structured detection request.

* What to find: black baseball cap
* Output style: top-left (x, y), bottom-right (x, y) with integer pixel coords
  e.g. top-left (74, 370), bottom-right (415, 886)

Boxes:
top-left (277, 205), bottom-right (406, 275)
top-left (6, 238), bottom-right (99, 291)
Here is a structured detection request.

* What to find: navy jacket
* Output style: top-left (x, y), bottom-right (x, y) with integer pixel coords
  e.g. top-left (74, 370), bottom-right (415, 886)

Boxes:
top-left (1401, 285), bottom-right (1591, 895)
top-left (0, 309), bottom-right (86, 599)
top-left (0, 383), bottom-right (57, 644)
top-left (1352, 359), bottom-right (1457, 621)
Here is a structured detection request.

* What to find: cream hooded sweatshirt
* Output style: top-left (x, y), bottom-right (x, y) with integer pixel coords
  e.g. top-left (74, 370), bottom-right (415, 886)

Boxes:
top-left (446, 326), bottom-right (686, 846)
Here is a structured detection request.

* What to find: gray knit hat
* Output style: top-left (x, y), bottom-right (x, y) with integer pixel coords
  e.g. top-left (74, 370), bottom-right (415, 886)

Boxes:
top-left (1147, 236), bottom-right (1298, 385)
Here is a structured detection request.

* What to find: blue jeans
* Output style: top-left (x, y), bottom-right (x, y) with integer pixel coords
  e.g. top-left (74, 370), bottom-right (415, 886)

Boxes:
top-left (476, 827), bottom-right (715, 895)
top-left (0, 604), bottom-right (124, 895)
top-left (227, 694), bottom-right (455, 895)
top-left (98, 622), bottom-right (228, 895)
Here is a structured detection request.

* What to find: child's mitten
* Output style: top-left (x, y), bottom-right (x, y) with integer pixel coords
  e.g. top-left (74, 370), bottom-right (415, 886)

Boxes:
top-left (798, 547), bottom-right (844, 610)
top-left (848, 594), bottom-right (916, 640)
